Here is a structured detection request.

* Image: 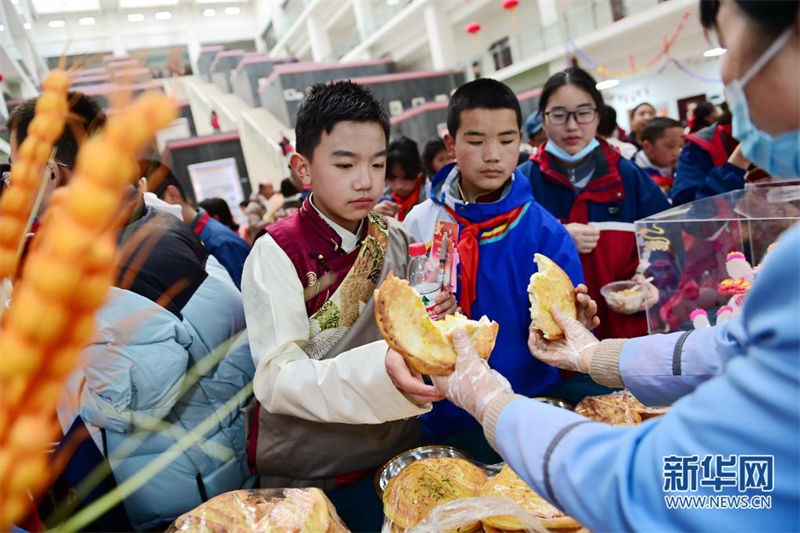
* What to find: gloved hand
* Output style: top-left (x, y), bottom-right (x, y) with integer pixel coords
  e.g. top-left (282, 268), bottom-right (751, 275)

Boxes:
top-left (528, 307), bottom-right (599, 373)
top-left (432, 328), bottom-right (513, 425)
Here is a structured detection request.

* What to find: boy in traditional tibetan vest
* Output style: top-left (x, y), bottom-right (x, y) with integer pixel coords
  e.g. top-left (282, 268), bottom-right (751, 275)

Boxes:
top-left (404, 79), bottom-right (588, 444)
top-left (241, 81), bottom-right (454, 528)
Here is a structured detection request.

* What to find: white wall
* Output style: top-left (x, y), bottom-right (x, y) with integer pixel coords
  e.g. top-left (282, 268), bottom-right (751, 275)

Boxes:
top-left (602, 56), bottom-right (724, 129)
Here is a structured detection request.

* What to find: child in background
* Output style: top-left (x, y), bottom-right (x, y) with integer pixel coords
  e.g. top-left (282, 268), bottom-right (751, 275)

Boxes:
top-left (632, 117), bottom-right (685, 194)
top-left (372, 136), bottom-right (427, 221)
top-left (671, 109), bottom-right (749, 206)
top-left (404, 78), bottom-right (590, 448)
top-left (524, 111), bottom-right (547, 152)
top-left (421, 137), bottom-right (454, 178)
top-left (598, 104), bottom-right (638, 159)
top-left (626, 102), bottom-right (656, 147)
top-left (241, 81), bottom-right (456, 529)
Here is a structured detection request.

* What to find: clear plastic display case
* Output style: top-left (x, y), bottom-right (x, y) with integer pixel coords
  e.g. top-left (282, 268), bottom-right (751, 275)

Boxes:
top-left (634, 181), bottom-right (800, 334)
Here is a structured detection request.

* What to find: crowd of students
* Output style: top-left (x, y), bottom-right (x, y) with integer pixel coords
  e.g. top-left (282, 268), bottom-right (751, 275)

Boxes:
top-left (3, 0), bottom-right (797, 531)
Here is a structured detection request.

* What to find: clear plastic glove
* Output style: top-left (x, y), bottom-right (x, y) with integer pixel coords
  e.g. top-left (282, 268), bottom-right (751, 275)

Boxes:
top-left (528, 307), bottom-right (599, 373)
top-left (432, 328), bottom-right (513, 425)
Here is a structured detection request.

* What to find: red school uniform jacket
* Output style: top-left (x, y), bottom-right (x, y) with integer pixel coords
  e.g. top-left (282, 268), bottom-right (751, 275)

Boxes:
top-left (520, 138), bottom-right (671, 339)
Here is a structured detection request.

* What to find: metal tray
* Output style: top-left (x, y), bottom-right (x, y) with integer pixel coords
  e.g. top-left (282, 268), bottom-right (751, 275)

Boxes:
top-left (375, 445), bottom-right (470, 496)
top-left (532, 396), bottom-right (574, 410)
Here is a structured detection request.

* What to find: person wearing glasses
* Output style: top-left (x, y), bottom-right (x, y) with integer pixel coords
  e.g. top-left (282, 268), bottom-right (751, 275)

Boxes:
top-left (519, 67), bottom-right (670, 339)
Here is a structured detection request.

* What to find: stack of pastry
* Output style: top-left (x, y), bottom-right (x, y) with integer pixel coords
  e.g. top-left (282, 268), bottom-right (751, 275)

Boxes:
top-left (168, 488), bottom-right (347, 532)
top-left (382, 459), bottom-right (584, 533)
top-left (480, 466), bottom-right (583, 533)
top-left (382, 457), bottom-right (488, 532)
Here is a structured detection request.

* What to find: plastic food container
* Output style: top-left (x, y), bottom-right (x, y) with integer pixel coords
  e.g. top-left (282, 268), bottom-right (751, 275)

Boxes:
top-left (375, 445), bottom-right (470, 496)
top-left (601, 280), bottom-right (646, 314)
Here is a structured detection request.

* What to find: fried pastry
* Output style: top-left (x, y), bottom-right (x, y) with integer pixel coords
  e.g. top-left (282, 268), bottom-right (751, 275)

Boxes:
top-left (374, 274), bottom-right (498, 375)
top-left (528, 254), bottom-right (577, 340)
top-left (382, 457), bottom-right (488, 530)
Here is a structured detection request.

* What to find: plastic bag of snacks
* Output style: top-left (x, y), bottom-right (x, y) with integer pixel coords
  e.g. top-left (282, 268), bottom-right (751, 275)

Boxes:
top-left (167, 488), bottom-right (348, 532)
top-left (380, 456), bottom-right (584, 532)
top-left (573, 390), bottom-right (668, 426)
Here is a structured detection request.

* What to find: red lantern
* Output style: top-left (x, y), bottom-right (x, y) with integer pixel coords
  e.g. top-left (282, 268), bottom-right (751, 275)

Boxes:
top-left (502, 0), bottom-right (519, 9)
top-left (466, 21), bottom-right (481, 35)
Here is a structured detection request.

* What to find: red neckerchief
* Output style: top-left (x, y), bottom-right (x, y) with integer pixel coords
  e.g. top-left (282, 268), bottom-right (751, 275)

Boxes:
top-left (444, 203), bottom-right (525, 317)
top-left (192, 212), bottom-right (210, 236)
top-left (392, 174), bottom-right (422, 222)
top-left (534, 138), bottom-right (625, 223)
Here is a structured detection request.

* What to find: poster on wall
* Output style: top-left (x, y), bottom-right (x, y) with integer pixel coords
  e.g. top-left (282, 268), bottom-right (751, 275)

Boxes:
top-left (187, 157), bottom-right (245, 225)
top-left (156, 118), bottom-right (192, 153)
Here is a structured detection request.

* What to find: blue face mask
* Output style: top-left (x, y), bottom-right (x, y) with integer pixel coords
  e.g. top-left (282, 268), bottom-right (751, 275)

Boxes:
top-left (726, 27), bottom-right (800, 178)
top-left (545, 137), bottom-right (600, 164)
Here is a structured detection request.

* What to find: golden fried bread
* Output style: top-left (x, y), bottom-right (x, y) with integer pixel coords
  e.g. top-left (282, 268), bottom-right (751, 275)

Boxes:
top-left (382, 457), bottom-right (488, 529)
top-left (374, 274), bottom-right (499, 375)
top-left (168, 488), bottom-right (346, 533)
top-left (574, 390), bottom-right (668, 426)
top-left (481, 465), bottom-right (581, 531)
top-left (528, 254), bottom-right (577, 340)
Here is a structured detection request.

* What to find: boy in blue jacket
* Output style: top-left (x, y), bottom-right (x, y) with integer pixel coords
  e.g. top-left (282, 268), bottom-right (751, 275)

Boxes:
top-left (404, 79), bottom-right (590, 446)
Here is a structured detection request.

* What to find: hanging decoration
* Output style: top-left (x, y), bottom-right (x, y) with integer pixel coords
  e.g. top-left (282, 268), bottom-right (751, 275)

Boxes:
top-left (566, 6), bottom-right (694, 79)
top-left (502, 0), bottom-right (519, 29)
top-left (466, 21), bottom-right (482, 58)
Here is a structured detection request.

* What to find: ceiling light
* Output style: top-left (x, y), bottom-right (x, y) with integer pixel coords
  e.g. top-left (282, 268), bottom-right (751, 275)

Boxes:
top-left (78, 16), bottom-right (96, 25)
top-left (127, 13), bottom-right (145, 22)
top-left (203, 8), bottom-right (216, 16)
top-left (0, 25), bottom-right (5, 31)
top-left (224, 6), bottom-right (240, 15)
top-left (23, 22), bottom-right (32, 30)
top-left (596, 79), bottom-right (620, 90)
top-left (48, 19), bottom-right (66, 28)
top-left (11, 0), bottom-right (19, 4)
top-left (155, 11), bottom-right (171, 20)
top-left (703, 47), bottom-right (727, 57)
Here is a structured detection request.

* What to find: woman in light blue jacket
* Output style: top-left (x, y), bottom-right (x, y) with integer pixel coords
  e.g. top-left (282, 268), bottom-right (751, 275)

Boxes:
top-left (435, 1), bottom-right (800, 531)
top-left (77, 238), bottom-right (255, 529)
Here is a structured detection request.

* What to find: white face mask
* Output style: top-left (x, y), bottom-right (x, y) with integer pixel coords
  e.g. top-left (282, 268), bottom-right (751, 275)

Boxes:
top-left (725, 27), bottom-right (800, 178)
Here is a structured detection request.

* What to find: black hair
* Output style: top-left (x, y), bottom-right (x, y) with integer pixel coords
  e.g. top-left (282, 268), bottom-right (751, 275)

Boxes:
top-left (700, 0), bottom-right (799, 33)
top-left (630, 102), bottom-right (656, 119)
top-left (691, 101), bottom-right (717, 131)
top-left (9, 91), bottom-right (105, 168)
top-left (294, 81), bottom-right (390, 161)
top-left (280, 176), bottom-right (299, 197)
top-left (597, 104), bottom-right (619, 137)
top-left (538, 67), bottom-right (604, 116)
top-left (198, 197), bottom-right (238, 232)
top-left (421, 137), bottom-right (446, 176)
top-left (386, 136), bottom-right (422, 180)
top-left (446, 78), bottom-right (522, 137)
top-left (142, 160), bottom-right (187, 201)
top-left (641, 117), bottom-right (683, 143)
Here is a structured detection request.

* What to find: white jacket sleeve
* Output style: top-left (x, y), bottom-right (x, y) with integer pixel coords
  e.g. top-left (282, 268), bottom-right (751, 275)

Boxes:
top-left (241, 234), bottom-right (428, 424)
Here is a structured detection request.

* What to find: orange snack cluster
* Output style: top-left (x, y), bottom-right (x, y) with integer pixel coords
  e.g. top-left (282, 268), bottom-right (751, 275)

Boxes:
top-left (0, 69), bottom-right (70, 280)
top-left (0, 89), bottom-right (176, 529)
